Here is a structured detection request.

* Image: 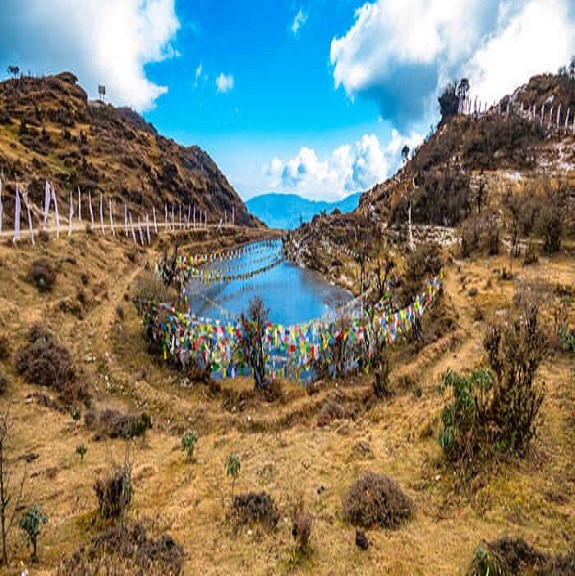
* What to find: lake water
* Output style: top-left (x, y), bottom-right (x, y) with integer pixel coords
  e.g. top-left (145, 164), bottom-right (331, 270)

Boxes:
top-left (186, 239), bottom-right (353, 325)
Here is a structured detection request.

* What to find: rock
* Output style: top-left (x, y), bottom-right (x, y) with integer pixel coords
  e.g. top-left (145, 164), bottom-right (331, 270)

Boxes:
top-left (355, 529), bottom-right (369, 550)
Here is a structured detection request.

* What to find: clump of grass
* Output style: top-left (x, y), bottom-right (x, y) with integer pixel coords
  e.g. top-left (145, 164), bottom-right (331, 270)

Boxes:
top-left (342, 471), bottom-right (414, 528)
top-left (27, 257), bottom-right (57, 292)
top-left (14, 324), bottom-right (75, 395)
top-left (93, 466), bottom-right (132, 520)
top-left (230, 491), bottom-right (279, 530)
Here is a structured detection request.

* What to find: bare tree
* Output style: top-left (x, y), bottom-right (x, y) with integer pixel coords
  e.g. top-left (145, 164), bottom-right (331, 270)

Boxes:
top-left (0, 410), bottom-right (27, 565)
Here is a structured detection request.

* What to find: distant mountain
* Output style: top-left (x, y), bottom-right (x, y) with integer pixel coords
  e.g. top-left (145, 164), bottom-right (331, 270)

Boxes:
top-left (246, 192), bottom-right (361, 229)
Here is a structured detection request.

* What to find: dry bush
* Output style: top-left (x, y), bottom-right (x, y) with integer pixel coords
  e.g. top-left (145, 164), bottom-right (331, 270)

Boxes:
top-left (230, 491), bottom-right (279, 530)
top-left (291, 509), bottom-right (313, 555)
top-left (468, 537), bottom-right (575, 576)
top-left (57, 523), bottom-right (184, 576)
top-left (0, 334), bottom-right (10, 362)
top-left (132, 272), bottom-right (178, 308)
top-left (94, 466), bottom-right (132, 519)
top-left (14, 324), bottom-right (75, 393)
top-left (27, 257), bottom-right (57, 291)
top-left (400, 242), bottom-right (443, 307)
top-left (0, 370), bottom-right (9, 395)
top-left (85, 408), bottom-right (152, 440)
top-left (342, 471), bottom-right (414, 528)
top-left (317, 398), bottom-right (346, 427)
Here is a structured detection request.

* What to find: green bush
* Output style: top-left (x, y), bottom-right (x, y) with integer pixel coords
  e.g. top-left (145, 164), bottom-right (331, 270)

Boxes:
top-left (181, 431), bottom-right (198, 461)
top-left (439, 303), bottom-right (546, 471)
top-left (20, 505), bottom-right (48, 561)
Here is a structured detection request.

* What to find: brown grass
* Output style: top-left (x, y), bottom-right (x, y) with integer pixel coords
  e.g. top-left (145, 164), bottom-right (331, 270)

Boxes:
top-left (0, 227), bottom-right (573, 575)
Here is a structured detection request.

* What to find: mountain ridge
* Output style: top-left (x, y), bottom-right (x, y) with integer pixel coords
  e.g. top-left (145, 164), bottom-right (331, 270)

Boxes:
top-left (246, 191), bottom-right (361, 229)
top-left (0, 71), bottom-right (257, 227)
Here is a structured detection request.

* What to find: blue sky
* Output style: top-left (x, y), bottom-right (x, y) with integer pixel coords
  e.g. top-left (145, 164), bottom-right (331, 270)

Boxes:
top-left (1, 0), bottom-right (575, 201)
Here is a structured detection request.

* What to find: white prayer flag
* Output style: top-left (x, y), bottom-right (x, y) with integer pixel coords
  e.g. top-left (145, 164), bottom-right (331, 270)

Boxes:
top-left (23, 189), bottom-right (34, 246)
top-left (14, 185), bottom-right (21, 242)
top-left (164, 203), bottom-right (168, 230)
top-left (146, 213), bottom-right (151, 244)
top-left (88, 190), bottom-right (94, 229)
top-left (179, 204), bottom-right (182, 228)
top-left (193, 204), bottom-right (196, 229)
top-left (124, 204), bottom-right (128, 236)
top-left (565, 108), bottom-right (571, 130)
top-left (137, 215), bottom-right (144, 246)
top-left (68, 189), bottom-right (74, 237)
top-left (152, 206), bottom-right (158, 234)
top-left (109, 199), bottom-right (115, 235)
top-left (99, 192), bottom-right (105, 235)
top-left (78, 186), bottom-right (82, 223)
top-left (129, 212), bottom-right (137, 244)
top-left (52, 185), bottom-right (60, 238)
top-left (548, 106), bottom-right (553, 130)
top-left (43, 180), bottom-right (51, 231)
top-left (540, 105), bottom-right (545, 126)
top-left (556, 104), bottom-right (562, 129)
top-left (171, 205), bottom-right (175, 229)
top-left (187, 204), bottom-right (191, 229)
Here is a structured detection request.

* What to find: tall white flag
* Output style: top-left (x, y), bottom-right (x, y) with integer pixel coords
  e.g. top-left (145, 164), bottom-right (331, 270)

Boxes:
top-left (109, 199), bottom-right (115, 235)
top-left (556, 104), bottom-right (562, 129)
top-left (146, 214), bottom-right (151, 244)
top-left (77, 187), bottom-right (82, 224)
top-left (565, 108), bottom-right (571, 130)
top-left (171, 205), bottom-right (175, 229)
top-left (129, 212), bottom-right (137, 244)
top-left (124, 204), bottom-right (128, 236)
top-left (23, 190), bottom-right (35, 246)
top-left (43, 180), bottom-right (51, 231)
top-left (193, 204), bottom-right (196, 229)
top-left (99, 192), bottom-right (105, 235)
top-left (137, 215), bottom-right (144, 246)
top-left (164, 203), bottom-right (168, 230)
top-left (68, 189), bottom-right (74, 237)
top-left (152, 206), bottom-right (158, 234)
top-left (51, 185), bottom-right (60, 238)
top-left (88, 190), bottom-right (94, 229)
top-left (179, 204), bottom-right (182, 229)
top-left (14, 185), bottom-right (21, 242)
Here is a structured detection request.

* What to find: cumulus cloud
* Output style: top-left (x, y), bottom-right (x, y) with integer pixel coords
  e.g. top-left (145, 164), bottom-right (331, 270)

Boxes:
top-left (263, 131), bottom-right (423, 200)
top-left (291, 9), bottom-right (308, 36)
top-left (194, 63), bottom-right (203, 88)
top-left (216, 72), bottom-right (234, 94)
top-left (331, 0), bottom-right (575, 127)
top-left (0, 0), bottom-right (180, 112)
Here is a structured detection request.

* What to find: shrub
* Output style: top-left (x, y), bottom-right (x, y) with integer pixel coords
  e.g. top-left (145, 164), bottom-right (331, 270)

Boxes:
top-left (439, 303), bottom-right (546, 471)
top-left (57, 523), bottom-right (184, 575)
top-left (0, 334), bottom-right (10, 362)
top-left (317, 398), bottom-right (346, 427)
top-left (14, 326), bottom-right (75, 393)
top-left (132, 272), bottom-right (177, 308)
top-left (181, 431), bottom-right (198, 462)
top-left (0, 370), bottom-right (8, 395)
top-left (27, 257), bottom-right (57, 291)
top-left (85, 409), bottom-right (151, 440)
top-left (467, 537), bottom-right (559, 576)
top-left (230, 491), bottom-right (279, 530)
top-left (538, 200), bottom-right (563, 253)
top-left (234, 297), bottom-right (270, 390)
top-left (291, 510), bottom-right (313, 556)
top-left (94, 466), bottom-right (132, 519)
top-left (225, 453), bottom-right (241, 500)
top-left (342, 471), bottom-right (414, 528)
top-left (19, 505), bottom-right (48, 561)
top-left (75, 444), bottom-right (87, 461)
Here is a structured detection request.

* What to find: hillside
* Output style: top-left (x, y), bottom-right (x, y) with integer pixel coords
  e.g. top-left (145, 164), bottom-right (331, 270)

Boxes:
top-left (0, 72), bottom-right (256, 227)
top-left (246, 192), bottom-right (361, 229)
top-left (358, 73), bottom-right (575, 231)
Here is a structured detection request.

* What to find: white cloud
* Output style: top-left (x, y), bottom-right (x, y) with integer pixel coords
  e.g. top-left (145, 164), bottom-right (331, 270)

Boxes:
top-left (216, 72), bottom-right (234, 94)
top-left (0, 0), bottom-right (180, 112)
top-left (263, 131), bottom-right (423, 200)
top-left (330, 0), bottom-right (575, 127)
top-left (194, 63), bottom-right (203, 88)
top-left (291, 8), bottom-right (308, 35)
